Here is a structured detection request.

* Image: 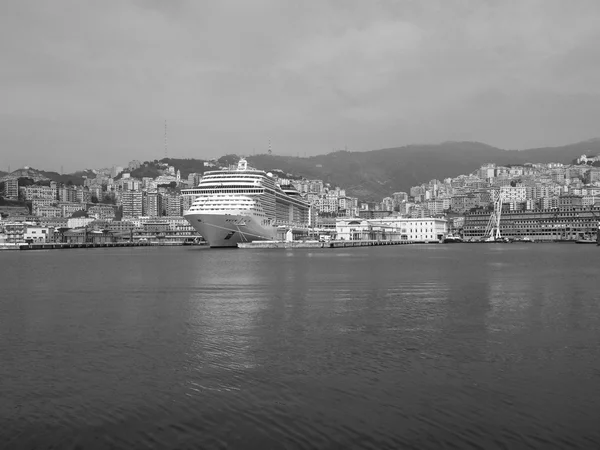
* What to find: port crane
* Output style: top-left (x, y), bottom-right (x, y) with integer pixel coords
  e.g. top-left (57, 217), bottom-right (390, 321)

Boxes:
top-left (483, 189), bottom-right (503, 241)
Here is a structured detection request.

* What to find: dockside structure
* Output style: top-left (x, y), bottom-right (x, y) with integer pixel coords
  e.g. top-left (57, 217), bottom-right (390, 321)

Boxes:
top-left (464, 204), bottom-right (600, 240)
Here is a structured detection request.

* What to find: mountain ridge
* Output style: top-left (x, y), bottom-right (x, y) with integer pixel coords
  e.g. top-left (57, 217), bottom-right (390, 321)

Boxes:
top-left (4, 139), bottom-right (600, 201)
top-left (246, 139), bottom-right (600, 200)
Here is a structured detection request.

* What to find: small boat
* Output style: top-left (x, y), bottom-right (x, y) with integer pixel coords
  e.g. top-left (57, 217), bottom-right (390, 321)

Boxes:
top-left (443, 234), bottom-right (463, 243)
top-left (575, 239), bottom-right (597, 244)
top-left (514, 236), bottom-right (534, 243)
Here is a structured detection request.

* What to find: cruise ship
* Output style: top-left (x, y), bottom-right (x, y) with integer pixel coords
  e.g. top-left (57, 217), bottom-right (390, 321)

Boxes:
top-left (182, 159), bottom-right (311, 247)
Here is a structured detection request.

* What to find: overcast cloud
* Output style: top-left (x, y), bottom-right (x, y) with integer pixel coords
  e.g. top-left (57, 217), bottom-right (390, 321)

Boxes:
top-left (2, 0), bottom-right (600, 171)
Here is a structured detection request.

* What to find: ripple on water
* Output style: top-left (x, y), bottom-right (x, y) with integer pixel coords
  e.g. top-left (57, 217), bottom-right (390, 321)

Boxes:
top-left (2, 246), bottom-right (600, 448)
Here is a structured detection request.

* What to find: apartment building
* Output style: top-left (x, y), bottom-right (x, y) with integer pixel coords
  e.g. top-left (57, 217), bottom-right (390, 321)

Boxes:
top-left (3, 179), bottom-right (19, 199)
top-left (122, 191), bottom-right (143, 219)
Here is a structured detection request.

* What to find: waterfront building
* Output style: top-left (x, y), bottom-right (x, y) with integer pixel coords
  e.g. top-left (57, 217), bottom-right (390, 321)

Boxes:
top-left (463, 203), bottom-right (600, 241)
top-left (24, 226), bottom-right (53, 243)
top-left (3, 222), bottom-right (26, 243)
top-left (336, 217), bottom-right (447, 242)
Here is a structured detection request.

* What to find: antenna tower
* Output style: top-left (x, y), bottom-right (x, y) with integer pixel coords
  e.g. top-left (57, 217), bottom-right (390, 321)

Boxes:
top-left (164, 120), bottom-right (168, 160)
top-left (268, 139), bottom-right (272, 155)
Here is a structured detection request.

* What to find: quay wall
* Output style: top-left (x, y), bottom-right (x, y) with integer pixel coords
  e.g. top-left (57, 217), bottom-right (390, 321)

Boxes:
top-left (238, 239), bottom-right (426, 249)
top-left (0, 242), bottom-right (205, 251)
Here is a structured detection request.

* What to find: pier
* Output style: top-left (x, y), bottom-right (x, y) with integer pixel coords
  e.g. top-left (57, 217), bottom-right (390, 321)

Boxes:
top-left (237, 239), bottom-right (425, 249)
top-left (0, 241), bottom-right (205, 251)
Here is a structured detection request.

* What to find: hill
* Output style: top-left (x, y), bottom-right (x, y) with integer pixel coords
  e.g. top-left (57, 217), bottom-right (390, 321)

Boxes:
top-left (118, 158), bottom-right (208, 180)
top-left (0, 167), bottom-right (50, 183)
top-left (242, 139), bottom-right (600, 200)
top-left (0, 167), bottom-right (94, 185)
top-left (158, 158), bottom-right (207, 178)
top-left (7, 138), bottom-right (600, 201)
top-left (38, 169), bottom-right (95, 185)
top-left (516, 138), bottom-right (600, 163)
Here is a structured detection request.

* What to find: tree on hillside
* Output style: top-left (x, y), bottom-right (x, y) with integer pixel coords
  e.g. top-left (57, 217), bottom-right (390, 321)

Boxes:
top-left (17, 177), bottom-right (35, 187)
top-left (70, 209), bottom-right (88, 218)
top-left (218, 154), bottom-right (240, 167)
top-left (130, 165), bottom-right (161, 179)
top-left (102, 193), bottom-right (116, 205)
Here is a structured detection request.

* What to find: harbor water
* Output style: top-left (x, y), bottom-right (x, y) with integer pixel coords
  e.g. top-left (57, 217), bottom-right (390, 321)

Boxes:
top-left (1, 244), bottom-right (600, 449)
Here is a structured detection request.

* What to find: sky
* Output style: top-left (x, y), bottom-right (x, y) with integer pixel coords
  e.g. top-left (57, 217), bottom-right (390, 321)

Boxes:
top-left (2, 0), bottom-right (600, 172)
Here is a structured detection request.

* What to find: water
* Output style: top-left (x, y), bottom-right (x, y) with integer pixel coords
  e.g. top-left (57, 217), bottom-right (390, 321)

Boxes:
top-left (1, 244), bottom-right (600, 449)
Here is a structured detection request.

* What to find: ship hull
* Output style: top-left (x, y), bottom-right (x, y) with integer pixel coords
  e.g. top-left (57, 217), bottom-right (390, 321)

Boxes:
top-left (184, 212), bottom-right (279, 248)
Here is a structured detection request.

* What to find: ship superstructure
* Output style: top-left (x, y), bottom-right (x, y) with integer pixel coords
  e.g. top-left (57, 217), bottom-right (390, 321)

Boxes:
top-left (182, 159), bottom-right (310, 247)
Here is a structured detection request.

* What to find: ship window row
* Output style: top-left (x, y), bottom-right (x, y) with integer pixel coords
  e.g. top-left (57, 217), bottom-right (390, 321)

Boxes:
top-left (195, 189), bottom-right (263, 194)
top-left (200, 182), bottom-right (263, 186)
top-left (202, 175), bottom-right (263, 180)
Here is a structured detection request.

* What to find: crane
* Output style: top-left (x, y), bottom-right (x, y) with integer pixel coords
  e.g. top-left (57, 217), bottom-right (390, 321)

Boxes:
top-left (483, 189), bottom-right (503, 241)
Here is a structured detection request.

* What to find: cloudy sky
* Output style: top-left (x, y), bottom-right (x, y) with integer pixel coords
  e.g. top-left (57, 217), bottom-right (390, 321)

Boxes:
top-left (2, 0), bottom-right (600, 171)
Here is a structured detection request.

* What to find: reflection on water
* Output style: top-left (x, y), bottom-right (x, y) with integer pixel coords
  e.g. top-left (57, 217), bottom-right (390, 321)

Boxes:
top-left (1, 245), bottom-right (600, 449)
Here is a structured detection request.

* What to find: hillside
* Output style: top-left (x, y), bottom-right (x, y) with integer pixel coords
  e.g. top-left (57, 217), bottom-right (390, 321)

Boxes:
top-left (0, 167), bottom-right (94, 185)
top-left (517, 138), bottom-right (600, 163)
top-left (243, 139), bottom-right (600, 200)
top-left (158, 158), bottom-right (207, 179)
top-left (39, 169), bottom-right (95, 185)
top-left (6, 138), bottom-right (600, 201)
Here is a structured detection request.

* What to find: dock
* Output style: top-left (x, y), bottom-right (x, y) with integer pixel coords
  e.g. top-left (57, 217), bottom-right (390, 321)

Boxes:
top-left (238, 239), bottom-right (428, 249)
top-left (0, 241), bottom-right (204, 251)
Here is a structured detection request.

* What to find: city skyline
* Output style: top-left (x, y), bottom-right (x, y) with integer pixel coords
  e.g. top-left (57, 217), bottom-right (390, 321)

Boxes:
top-left (3, 1), bottom-right (600, 172)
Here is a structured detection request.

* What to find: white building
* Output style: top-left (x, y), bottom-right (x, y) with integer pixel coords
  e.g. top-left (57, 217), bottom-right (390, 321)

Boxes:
top-left (336, 217), bottom-right (447, 243)
top-left (24, 226), bottom-right (53, 243)
top-left (67, 217), bottom-right (95, 229)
